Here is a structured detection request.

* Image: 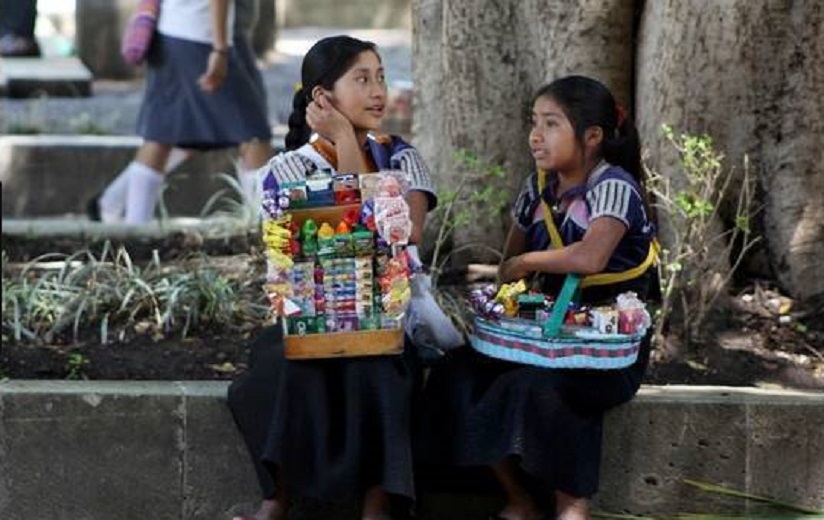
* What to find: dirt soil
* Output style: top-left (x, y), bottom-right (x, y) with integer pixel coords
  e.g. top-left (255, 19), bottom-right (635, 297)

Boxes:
top-left (2, 237), bottom-right (823, 390)
top-left (4, 299), bottom-right (823, 390)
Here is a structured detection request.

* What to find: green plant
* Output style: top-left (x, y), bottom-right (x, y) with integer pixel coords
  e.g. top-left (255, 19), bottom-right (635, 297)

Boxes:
top-left (4, 95), bottom-right (48, 135)
top-left (426, 149), bottom-right (509, 286)
top-left (5, 122), bottom-right (43, 134)
top-left (65, 353), bottom-right (89, 380)
top-left (682, 479), bottom-right (824, 516)
top-left (69, 113), bottom-right (110, 135)
top-left (647, 125), bottom-right (761, 345)
top-left (1, 243), bottom-right (267, 345)
top-left (421, 149), bottom-right (511, 336)
top-left (199, 169), bottom-right (260, 230)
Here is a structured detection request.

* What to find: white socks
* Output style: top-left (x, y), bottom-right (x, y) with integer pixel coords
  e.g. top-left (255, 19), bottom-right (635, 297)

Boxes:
top-left (97, 148), bottom-right (189, 224)
top-left (124, 162), bottom-right (165, 224)
top-left (236, 159), bottom-right (262, 209)
top-left (98, 164), bottom-right (133, 223)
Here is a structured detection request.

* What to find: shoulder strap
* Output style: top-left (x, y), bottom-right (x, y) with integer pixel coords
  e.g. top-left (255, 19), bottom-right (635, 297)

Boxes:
top-left (537, 168), bottom-right (659, 288)
top-left (537, 170), bottom-right (565, 250)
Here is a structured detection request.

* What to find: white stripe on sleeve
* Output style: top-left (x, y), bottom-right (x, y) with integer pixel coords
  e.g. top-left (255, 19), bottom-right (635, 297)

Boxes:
top-left (393, 148), bottom-right (434, 193)
top-left (587, 179), bottom-right (633, 226)
top-left (267, 152), bottom-right (315, 185)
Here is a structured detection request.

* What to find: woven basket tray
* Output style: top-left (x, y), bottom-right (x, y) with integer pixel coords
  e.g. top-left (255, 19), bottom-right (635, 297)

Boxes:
top-left (468, 274), bottom-right (644, 370)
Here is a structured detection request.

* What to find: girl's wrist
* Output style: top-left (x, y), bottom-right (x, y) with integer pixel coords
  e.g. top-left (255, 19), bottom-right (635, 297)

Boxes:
top-left (330, 126), bottom-right (357, 146)
top-left (516, 253), bottom-right (532, 276)
top-left (211, 46), bottom-right (229, 55)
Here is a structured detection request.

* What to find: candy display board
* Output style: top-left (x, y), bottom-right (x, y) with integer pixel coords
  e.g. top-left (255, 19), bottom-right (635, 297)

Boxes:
top-left (468, 274), bottom-right (650, 369)
top-left (261, 170), bottom-right (413, 360)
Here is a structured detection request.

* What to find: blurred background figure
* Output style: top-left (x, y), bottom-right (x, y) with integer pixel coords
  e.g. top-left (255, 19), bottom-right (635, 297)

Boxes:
top-left (0, 0), bottom-right (41, 57)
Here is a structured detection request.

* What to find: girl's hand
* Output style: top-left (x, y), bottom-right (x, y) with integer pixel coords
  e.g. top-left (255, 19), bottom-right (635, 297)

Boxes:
top-left (499, 254), bottom-right (530, 283)
top-left (198, 51), bottom-right (228, 92)
top-left (306, 93), bottom-right (354, 143)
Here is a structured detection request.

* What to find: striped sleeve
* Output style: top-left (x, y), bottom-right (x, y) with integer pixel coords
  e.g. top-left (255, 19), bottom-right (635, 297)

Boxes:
top-left (392, 147), bottom-right (438, 210)
top-left (511, 175), bottom-right (536, 231)
top-left (262, 151), bottom-right (315, 186)
top-left (586, 178), bottom-right (637, 227)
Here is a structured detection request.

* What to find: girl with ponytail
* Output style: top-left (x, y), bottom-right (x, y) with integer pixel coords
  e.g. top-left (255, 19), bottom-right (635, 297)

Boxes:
top-left (228, 36), bottom-right (437, 520)
top-left (420, 76), bottom-right (657, 520)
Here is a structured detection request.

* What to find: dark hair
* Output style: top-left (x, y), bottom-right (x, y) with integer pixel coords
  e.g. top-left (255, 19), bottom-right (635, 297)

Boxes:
top-left (533, 75), bottom-right (643, 185)
top-left (285, 36), bottom-right (379, 151)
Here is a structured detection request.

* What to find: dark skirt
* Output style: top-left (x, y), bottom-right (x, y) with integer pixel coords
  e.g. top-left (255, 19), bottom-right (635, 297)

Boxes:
top-left (228, 324), bottom-right (422, 502)
top-left (418, 274), bottom-right (654, 498)
top-left (136, 33), bottom-right (271, 149)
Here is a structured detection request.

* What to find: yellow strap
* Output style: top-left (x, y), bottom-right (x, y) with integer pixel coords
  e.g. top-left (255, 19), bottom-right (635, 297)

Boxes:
top-left (536, 169), bottom-right (659, 288)
top-left (580, 239), bottom-right (660, 288)
top-left (537, 170), bottom-right (565, 250)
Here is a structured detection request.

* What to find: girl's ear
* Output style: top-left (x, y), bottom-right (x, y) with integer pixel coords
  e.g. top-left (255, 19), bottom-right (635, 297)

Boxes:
top-left (584, 126), bottom-right (604, 148)
top-left (311, 86), bottom-right (324, 102)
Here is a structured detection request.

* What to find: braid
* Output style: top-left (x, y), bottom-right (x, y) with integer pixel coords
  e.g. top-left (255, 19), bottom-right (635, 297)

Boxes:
top-left (603, 116), bottom-right (642, 185)
top-left (285, 88), bottom-right (311, 151)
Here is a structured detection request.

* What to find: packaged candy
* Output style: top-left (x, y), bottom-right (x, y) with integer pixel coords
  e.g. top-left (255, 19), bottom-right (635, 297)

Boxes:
top-left (333, 173), bottom-right (361, 205)
top-left (494, 280), bottom-right (527, 317)
top-left (590, 306), bottom-right (619, 334)
top-left (359, 174), bottom-right (381, 201)
top-left (306, 171), bottom-right (335, 206)
top-left (359, 314), bottom-right (380, 330)
top-left (282, 180), bottom-right (308, 209)
top-left (376, 170), bottom-right (410, 195)
top-left (333, 221), bottom-right (354, 257)
top-left (517, 294), bottom-right (546, 320)
top-left (615, 292), bottom-right (651, 334)
top-left (379, 256), bottom-right (411, 318)
top-left (287, 316), bottom-right (326, 336)
top-left (317, 222), bottom-right (336, 258)
top-left (359, 198), bottom-right (377, 231)
top-left (352, 229), bottom-right (375, 256)
top-left (331, 315), bottom-right (359, 332)
top-left (298, 219), bottom-right (317, 255)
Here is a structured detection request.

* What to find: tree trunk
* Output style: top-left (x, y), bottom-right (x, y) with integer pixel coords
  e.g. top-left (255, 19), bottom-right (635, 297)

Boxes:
top-left (413, 0), bottom-right (636, 266)
top-left (636, 0), bottom-right (824, 301)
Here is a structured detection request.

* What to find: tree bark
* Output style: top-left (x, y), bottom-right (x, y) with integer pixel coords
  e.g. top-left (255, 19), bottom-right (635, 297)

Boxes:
top-left (636, 0), bottom-right (824, 301)
top-left (413, 0), bottom-right (636, 265)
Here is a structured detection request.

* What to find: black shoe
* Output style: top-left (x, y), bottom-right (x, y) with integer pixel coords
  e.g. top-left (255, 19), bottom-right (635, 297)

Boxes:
top-left (0, 35), bottom-right (41, 58)
top-left (86, 194), bottom-right (101, 221)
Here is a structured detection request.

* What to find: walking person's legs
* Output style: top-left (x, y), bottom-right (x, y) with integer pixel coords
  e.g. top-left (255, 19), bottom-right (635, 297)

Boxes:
top-left (0, 0), bottom-right (40, 57)
top-left (237, 138), bottom-right (273, 206)
top-left (94, 145), bottom-right (189, 224)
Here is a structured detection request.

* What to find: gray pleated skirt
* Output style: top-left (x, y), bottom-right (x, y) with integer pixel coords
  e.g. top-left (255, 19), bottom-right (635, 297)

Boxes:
top-left (136, 32), bottom-right (272, 150)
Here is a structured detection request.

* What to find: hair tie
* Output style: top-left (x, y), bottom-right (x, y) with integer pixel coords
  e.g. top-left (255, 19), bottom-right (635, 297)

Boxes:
top-left (294, 81), bottom-right (303, 93)
top-left (615, 102), bottom-right (627, 128)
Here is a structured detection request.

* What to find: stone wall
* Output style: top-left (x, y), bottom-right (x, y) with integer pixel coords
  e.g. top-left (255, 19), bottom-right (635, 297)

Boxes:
top-left (1, 381), bottom-right (822, 519)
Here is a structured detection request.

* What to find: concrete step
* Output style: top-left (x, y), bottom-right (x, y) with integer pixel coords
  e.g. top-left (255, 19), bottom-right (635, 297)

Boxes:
top-left (0, 56), bottom-right (93, 98)
top-left (1, 216), bottom-right (260, 262)
top-left (1, 381), bottom-right (822, 519)
top-left (0, 132), bottom-right (285, 218)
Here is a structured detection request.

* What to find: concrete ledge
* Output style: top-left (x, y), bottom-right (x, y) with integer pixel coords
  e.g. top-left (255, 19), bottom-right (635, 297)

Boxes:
top-left (0, 134), bottom-right (285, 218)
top-left (1, 382), bottom-right (822, 519)
top-left (0, 57), bottom-right (93, 98)
top-left (1, 216), bottom-right (256, 239)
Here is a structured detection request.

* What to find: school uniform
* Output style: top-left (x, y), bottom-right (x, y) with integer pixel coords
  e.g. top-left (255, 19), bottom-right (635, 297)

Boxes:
top-left (419, 161), bottom-right (655, 498)
top-left (136, 0), bottom-right (271, 149)
top-left (228, 134), bottom-right (436, 502)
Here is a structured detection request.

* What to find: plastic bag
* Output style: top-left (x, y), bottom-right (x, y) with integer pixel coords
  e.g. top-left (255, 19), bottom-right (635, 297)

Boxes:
top-left (403, 247), bottom-right (464, 362)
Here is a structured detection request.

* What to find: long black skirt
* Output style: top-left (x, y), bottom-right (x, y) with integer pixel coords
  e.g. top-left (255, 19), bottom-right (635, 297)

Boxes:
top-left (419, 275), bottom-right (654, 499)
top-left (228, 324), bottom-right (422, 502)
